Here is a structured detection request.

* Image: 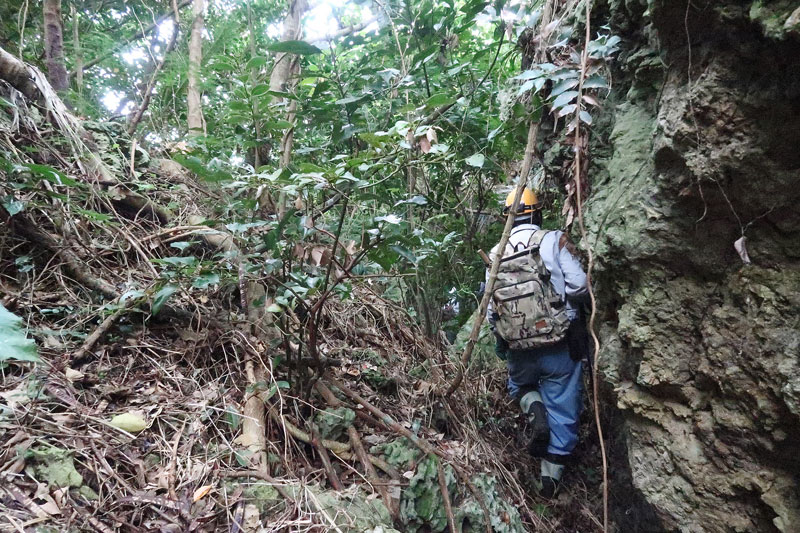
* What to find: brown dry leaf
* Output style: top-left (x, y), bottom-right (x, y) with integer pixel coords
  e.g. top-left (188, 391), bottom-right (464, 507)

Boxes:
top-left (65, 368), bottom-right (84, 382)
top-left (192, 484), bottom-right (213, 502)
top-left (418, 136), bottom-right (432, 154)
top-left (583, 94), bottom-right (600, 107)
top-left (426, 127), bottom-right (438, 144)
top-left (243, 503), bottom-right (261, 533)
top-left (294, 196), bottom-right (305, 210)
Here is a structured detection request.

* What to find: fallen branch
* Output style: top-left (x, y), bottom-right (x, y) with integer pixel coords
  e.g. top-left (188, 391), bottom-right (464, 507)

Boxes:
top-left (71, 296), bottom-right (139, 362)
top-left (316, 381), bottom-right (395, 516)
top-left (310, 424), bottom-right (344, 490)
top-left (1, 207), bottom-right (118, 299)
top-left (267, 408), bottom-right (351, 455)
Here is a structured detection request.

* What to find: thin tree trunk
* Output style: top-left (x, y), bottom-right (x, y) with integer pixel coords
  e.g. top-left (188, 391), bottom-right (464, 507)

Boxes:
top-left (71, 4), bottom-right (82, 93)
top-left (268, 0), bottom-right (307, 94)
top-left (187, 0), bottom-right (205, 134)
top-left (248, 0), bottom-right (263, 169)
top-left (261, 0), bottom-right (308, 215)
top-left (43, 0), bottom-right (68, 92)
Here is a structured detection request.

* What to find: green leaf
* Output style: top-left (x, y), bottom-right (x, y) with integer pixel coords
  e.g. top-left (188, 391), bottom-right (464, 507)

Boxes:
top-left (247, 56), bottom-right (267, 69)
top-left (550, 79), bottom-right (578, 97)
top-left (390, 245), bottom-right (417, 265)
top-left (552, 91), bottom-right (578, 109)
top-left (109, 412), bottom-right (147, 433)
top-left (465, 153), bottom-right (485, 168)
top-left (172, 155), bottom-right (231, 183)
top-left (170, 242), bottom-right (192, 251)
top-left (192, 272), bottom-right (220, 289)
top-left (557, 103), bottom-right (578, 118)
top-left (426, 93), bottom-right (454, 108)
top-left (335, 95), bottom-right (367, 105)
top-left (267, 40), bottom-right (322, 55)
top-left (251, 84), bottom-right (271, 97)
top-left (1, 196), bottom-right (24, 216)
top-left (0, 303), bottom-right (40, 363)
top-left (155, 256), bottom-right (199, 267)
top-left (151, 285), bottom-right (178, 316)
top-left (583, 75), bottom-right (608, 89)
top-left (579, 110), bottom-right (593, 125)
top-left (74, 208), bottom-right (112, 222)
top-left (22, 163), bottom-right (77, 186)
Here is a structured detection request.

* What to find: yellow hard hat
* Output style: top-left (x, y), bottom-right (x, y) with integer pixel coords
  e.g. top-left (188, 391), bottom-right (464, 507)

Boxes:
top-left (504, 188), bottom-right (539, 215)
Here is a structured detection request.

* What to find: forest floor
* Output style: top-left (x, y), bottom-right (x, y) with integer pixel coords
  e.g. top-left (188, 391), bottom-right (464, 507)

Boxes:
top-left (0, 73), bottom-right (609, 533)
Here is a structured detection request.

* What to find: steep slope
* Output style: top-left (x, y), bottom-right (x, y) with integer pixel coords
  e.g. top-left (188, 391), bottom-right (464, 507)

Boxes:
top-left (588, 2), bottom-right (800, 531)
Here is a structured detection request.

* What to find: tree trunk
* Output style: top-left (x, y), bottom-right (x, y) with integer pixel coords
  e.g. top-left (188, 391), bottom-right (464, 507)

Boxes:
top-left (43, 0), bottom-right (69, 92)
top-left (186, 0), bottom-right (205, 134)
top-left (266, 0), bottom-right (308, 215)
top-left (70, 4), bottom-right (82, 93)
top-left (268, 0), bottom-right (307, 94)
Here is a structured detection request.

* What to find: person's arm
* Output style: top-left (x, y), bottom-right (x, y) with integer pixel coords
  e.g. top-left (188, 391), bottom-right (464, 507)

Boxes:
top-left (557, 235), bottom-right (588, 301)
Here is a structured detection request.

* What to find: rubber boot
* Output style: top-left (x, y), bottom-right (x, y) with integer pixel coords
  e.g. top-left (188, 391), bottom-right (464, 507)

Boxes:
top-left (539, 457), bottom-right (565, 499)
top-left (520, 390), bottom-right (550, 458)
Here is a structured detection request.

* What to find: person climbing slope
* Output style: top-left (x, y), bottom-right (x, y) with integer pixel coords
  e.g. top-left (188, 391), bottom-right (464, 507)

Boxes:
top-left (486, 187), bottom-right (588, 499)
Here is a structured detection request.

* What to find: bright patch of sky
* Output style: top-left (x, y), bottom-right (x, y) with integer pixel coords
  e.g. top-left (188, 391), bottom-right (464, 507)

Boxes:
top-left (303, 0), bottom-right (377, 43)
top-left (101, 89), bottom-right (134, 115)
top-left (101, 0), bottom-right (378, 114)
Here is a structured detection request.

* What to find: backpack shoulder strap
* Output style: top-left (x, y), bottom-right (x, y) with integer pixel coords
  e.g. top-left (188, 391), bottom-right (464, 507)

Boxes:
top-left (527, 229), bottom-right (549, 249)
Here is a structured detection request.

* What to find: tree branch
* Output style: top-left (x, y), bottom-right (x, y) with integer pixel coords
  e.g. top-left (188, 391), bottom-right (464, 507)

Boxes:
top-left (70, 0), bottom-right (192, 78)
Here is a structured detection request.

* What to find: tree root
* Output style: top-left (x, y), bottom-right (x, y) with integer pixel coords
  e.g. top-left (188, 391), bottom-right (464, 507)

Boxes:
top-left (437, 458), bottom-right (457, 533)
top-left (2, 207), bottom-right (118, 299)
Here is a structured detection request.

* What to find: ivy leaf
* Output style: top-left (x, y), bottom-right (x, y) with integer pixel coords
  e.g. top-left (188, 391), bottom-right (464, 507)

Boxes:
top-left (465, 153), bottom-right (485, 168)
top-left (192, 272), bottom-right (220, 289)
top-left (267, 40), bottom-right (322, 55)
top-left (0, 303), bottom-right (40, 363)
top-left (1, 196), bottom-right (24, 216)
top-left (151, 285), bottom-right (178, 316)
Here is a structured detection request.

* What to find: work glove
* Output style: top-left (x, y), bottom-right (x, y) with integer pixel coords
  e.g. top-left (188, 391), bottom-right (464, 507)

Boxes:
top-left (493, 330), bottom-right (510, 361)
top-left (566, 317), bottom-right (590, 362)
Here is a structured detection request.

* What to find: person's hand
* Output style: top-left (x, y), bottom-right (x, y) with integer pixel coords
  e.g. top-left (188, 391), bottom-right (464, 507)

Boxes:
top-left (494, 332), bottom-right (509, 361)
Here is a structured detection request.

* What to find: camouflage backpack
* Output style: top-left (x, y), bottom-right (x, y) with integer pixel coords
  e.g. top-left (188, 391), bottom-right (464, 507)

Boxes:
top-left (492, 229), bottom-right (570, 350)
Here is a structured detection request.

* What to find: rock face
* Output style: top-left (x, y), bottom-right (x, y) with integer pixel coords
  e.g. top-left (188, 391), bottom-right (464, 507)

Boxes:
top-left (588, 2), bottom-right (800, 531)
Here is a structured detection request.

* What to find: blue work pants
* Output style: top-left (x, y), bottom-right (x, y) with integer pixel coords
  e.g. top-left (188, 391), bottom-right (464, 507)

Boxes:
top-left (506, 342), bottom-right (582, 457)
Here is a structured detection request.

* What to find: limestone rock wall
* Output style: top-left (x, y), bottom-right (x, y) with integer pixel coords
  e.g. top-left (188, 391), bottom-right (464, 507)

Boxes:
top-left (588, 2), bottom-right (800, 531)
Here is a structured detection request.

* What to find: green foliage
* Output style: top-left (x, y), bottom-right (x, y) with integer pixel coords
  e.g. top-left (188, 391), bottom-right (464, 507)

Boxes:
top-left (0, 304), bottom-right (39, 363)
